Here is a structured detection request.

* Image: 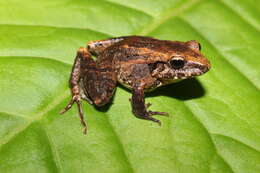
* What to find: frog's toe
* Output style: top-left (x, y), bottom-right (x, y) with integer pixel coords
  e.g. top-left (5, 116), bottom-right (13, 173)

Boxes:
top-left (145, 116), bottom-right (161, 126)
top-left (145, 102), bottom-right (152, 109)
top-left (148, 110), bottom-right (169, 116)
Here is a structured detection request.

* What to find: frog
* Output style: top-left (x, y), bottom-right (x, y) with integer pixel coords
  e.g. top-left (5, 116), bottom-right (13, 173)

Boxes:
top-left (60, 36), bottom-right (211, 134)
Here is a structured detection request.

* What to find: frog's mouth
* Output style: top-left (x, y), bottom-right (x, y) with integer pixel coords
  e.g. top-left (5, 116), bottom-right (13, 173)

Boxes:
top-left (174, 62), bottom-right (210, 79)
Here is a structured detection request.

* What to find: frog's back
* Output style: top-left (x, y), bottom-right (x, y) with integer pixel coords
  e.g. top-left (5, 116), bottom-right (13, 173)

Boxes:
top-left (99, 36), bottom-right (192, 64)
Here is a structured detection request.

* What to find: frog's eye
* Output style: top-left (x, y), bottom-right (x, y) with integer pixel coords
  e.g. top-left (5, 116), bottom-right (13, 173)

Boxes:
top-left (170, 58), bottom-right (185, 69)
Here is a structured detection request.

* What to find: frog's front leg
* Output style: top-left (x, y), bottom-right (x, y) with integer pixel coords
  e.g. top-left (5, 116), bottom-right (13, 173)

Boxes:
top-left (131, 85), bottom-right (168, 125)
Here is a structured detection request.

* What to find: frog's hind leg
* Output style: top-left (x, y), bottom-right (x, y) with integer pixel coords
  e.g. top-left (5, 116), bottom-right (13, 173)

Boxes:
top-left (60, 47), bottom-right (93, 134)
top-left (82, 62), bottom-right (117, 107)
top-left (60, 46), bottom-right (117, 134)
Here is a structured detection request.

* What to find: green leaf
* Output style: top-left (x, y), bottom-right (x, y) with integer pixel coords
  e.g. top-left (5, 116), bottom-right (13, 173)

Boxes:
top-left (0, 0), bottom-right (259, 173)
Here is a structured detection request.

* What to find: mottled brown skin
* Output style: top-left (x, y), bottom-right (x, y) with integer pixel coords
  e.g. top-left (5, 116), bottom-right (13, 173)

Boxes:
top-left (60, 36), bottom-right (211, 134)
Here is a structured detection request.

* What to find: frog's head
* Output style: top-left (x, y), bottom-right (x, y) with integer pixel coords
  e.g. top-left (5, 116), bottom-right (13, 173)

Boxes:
top-left (149, 40), bottom-right (211, 85)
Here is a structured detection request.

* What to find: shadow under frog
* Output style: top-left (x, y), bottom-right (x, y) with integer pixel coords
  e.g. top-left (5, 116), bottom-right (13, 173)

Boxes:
top-left (98, 78), bottom-right (205, 112)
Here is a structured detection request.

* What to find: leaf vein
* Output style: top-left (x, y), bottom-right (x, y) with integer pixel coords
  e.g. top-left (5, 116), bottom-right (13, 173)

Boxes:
top-left (42, 127), bottom-right (65, 173)
top-left (0, 23), bottom-right (113, 37)
top-left (100, 0), bottom-right (153, 18)
top-left (182, 102), bottom-right (236, 173)
top-left (103, 112), bottom-right (135, 173)
top-left (137, 0), bottom-right (203, 35)
top-left (0, 91), bottom-right (70, 149)
top-left (212, 133), bottom-right (260, 154)
top-left (219, 0), bottom-right (260, 32)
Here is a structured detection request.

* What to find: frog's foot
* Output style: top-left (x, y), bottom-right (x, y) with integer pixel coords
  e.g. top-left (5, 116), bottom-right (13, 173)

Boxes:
top-left (142, 115), bottom-right (162, 126)
top-left (145, 102), bottom-right (152, 109)
top-left (145, 102), bottom-right (169, 117)
top-left (148, 110), bottom-right (169, 116)
top-left (60, 94), bottom-right (87, 134)
top-left (138, 110), bottom-right (168, 126)
top-left (133, 109), bottom-right (168, 126)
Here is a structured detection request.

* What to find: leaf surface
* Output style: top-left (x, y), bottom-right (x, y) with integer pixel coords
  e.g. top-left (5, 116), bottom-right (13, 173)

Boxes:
top-left (0, 0), bottom-right (260, 173)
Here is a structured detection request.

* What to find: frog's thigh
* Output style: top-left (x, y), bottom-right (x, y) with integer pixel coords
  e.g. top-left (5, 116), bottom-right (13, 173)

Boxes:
top-left (83, 68), bottom-right (117, 106)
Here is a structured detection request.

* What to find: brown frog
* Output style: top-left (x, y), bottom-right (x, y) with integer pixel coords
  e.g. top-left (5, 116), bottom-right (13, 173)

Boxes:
top-left (60, 36), bottom-right (211, 134)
